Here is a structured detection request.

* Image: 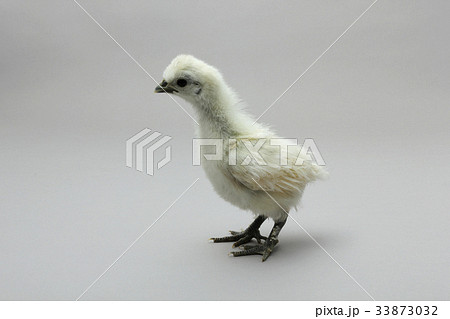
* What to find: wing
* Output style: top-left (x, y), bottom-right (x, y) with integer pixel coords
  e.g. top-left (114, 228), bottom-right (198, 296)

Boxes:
top-left (225, 139), bottom-right (310, 195)
top-left (227, 163), bottom-right (306, 195)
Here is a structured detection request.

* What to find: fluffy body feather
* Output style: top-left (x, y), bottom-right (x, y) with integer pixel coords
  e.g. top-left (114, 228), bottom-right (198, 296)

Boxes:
top-left (159, 55), bottom-right (327, 222)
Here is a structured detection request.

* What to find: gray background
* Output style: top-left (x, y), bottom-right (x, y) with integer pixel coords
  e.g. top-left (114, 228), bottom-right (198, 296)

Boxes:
top-left (1, 0), bottom-right (449, 300)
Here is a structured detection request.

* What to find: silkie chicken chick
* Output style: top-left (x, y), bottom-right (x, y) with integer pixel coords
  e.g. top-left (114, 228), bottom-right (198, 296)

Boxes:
top-left (155, 55), bottom-right (328, 261)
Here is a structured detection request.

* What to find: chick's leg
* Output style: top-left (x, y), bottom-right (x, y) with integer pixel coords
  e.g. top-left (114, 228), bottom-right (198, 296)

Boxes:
top-left (231, 217), bottom-right (287, 262)
top-left (210, 215), bottom-right (267, 247)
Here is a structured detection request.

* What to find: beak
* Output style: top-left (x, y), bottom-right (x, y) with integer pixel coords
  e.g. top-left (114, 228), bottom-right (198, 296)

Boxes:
top-left (154, 80), bottom-right (178, 94)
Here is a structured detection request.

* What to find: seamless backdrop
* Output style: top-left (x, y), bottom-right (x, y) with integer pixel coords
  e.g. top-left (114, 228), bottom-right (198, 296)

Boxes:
top-left (1, 0), bottom-right (449, 300)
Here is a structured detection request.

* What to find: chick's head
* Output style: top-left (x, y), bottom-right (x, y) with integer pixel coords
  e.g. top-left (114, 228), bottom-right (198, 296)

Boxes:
top-left (155, 55), bottom-right (225, 104)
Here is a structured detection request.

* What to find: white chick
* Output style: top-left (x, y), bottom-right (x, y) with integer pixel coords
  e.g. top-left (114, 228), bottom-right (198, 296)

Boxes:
top-left (155, 55), bottom-right (328, 261)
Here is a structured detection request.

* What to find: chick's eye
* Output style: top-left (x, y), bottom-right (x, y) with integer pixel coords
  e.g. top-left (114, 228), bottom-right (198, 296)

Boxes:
top-left (176, 79), bottom-right (187, 87)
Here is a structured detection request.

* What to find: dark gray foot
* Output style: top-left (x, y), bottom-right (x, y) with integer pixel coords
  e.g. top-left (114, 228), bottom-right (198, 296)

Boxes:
top-left (210, 215), bottom-right (267, 248)
top-left (230, 217), bottom-right (287, 262)
top-left (211, 229), bottom-right (267, 247)
top-left (230, 238), bottom-right (278, 262)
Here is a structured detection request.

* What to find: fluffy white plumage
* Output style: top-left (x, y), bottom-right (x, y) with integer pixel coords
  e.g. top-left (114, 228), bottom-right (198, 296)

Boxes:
top-left (158, 54), bottom-right (328, 222)
top-left (156, 55), bottom-right (328, 261)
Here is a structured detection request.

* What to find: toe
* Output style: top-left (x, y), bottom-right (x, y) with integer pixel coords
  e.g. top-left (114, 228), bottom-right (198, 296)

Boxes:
top-left (262, 248), bottom-right (273, 262)
top-left (210, 235), bottom-right (238, 243)
top-left (232, 235), bottom-right (252, 248)
top-left (230, 246), bottom-right (262, 257)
